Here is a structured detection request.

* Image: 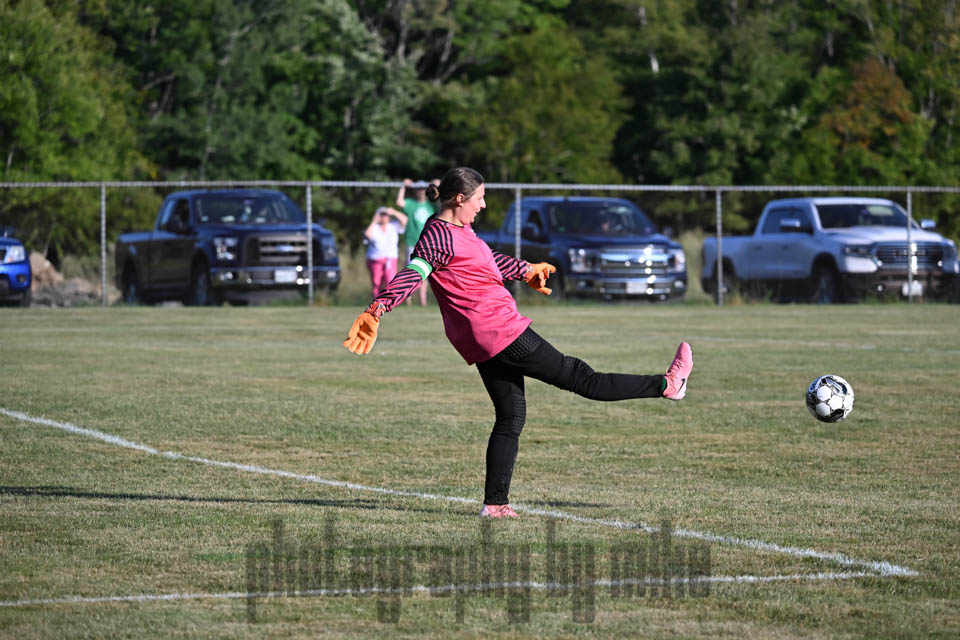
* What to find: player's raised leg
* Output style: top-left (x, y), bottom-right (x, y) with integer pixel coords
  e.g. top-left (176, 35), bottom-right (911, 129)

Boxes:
top-left (501, 328), bottom-right (668, 401)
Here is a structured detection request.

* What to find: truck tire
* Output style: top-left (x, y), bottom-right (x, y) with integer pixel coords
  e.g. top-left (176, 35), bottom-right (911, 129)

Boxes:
top-left (189, 261), bottom-right (222, 306)
top-left (18, 287), bottom-right (31, 308)
top-left (122, 265), bottom-right (144, 305)
top-left (810, 265), bottom-right (841, 304)
top-left (712, 265), bottom-right (738, 303)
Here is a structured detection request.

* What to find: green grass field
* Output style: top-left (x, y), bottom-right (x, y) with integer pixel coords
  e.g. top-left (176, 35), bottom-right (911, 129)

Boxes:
top-left (1, 303), bottom-right (958, 638)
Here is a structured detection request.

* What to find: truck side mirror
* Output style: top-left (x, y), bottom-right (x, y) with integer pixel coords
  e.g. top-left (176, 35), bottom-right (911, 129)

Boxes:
top-left (779, 218), bottom-right (811, 234)
top-left (920, 219), bottom-right (937, 230)
top-left (521, 222), bottom-right (545, 242)
top-left (166, 213), bottom-right (188, 234)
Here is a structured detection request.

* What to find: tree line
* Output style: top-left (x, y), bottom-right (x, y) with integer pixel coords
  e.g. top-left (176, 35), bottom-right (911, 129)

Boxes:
top-left (2, 0), bottom-right (959, 258)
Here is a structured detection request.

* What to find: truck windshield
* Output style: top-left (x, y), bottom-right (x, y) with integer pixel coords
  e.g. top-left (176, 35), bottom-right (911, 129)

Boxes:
top-left (548, 202), bottom-right (655, 236)
top-left (817, 203), bottom-right (909, 229)
top-left (194, 194), bottom-right (306, 225)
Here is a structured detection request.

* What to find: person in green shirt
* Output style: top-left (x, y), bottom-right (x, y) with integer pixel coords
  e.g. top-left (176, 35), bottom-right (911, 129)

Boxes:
top-left (396, 178), bottom-right (439, 305)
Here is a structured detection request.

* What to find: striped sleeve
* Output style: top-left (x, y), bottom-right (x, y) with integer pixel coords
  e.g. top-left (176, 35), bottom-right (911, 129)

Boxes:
top-left (491, 251), bottom-right (529, 281)
top-left (411, 219), bottom-right (454, 269)
top-left (373, 268), bottom-right (423, 312)
top-left (372, 219), bottom-right (453, 313)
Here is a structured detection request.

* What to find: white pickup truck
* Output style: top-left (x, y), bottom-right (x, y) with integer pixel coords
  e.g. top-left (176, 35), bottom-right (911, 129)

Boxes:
top-left (701, 197), bottom-right (959, 302)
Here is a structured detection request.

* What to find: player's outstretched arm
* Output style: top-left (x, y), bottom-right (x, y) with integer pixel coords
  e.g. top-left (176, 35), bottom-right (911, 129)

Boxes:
top-left (343, 261), bottom-right (429, 355)
top-left (490, 251), bottom-right (529, 281)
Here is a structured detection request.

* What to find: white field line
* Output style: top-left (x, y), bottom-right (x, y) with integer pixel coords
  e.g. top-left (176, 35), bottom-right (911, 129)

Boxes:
top-left (0, 571), bottom-right (876, 608)
top-left (0, 407), bottom-right (918, 580)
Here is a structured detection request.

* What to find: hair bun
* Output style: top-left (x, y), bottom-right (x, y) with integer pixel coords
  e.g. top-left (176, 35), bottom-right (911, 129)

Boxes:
top-left (425, 184), bottom-right (440, 202)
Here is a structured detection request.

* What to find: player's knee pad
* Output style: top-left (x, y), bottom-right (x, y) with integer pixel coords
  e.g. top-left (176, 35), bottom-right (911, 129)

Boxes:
top-left (559, 355), bottom-right (597, 395)
top-left (493, 393), bottom-right (526, 437)
top-left (502, 329), bottom-right (543, 361)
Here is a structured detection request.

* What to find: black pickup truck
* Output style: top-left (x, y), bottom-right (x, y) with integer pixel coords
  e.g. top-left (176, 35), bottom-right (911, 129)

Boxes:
top-left (477, 196), bottom-right (687, 300)
top-left (115, 189), bottom-right (340, 305)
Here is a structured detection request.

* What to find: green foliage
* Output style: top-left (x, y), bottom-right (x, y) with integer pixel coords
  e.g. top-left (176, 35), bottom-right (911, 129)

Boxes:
top-left (787, 59), bottom-right (936, 185)
top-left (3, 0), bottom-right (960, 256)
top-left (451, 24), bottom-right (626, 184)
top-left (0, 0), bottom-right (154, 257)
top-left (83, 0), bottom-right (323, 180)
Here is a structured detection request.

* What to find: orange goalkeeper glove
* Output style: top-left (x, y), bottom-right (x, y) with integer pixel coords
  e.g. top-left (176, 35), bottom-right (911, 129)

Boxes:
top-left (525, 262), bottom-right (556, 295)
top-left (343, 302), bottom-right (384, 355)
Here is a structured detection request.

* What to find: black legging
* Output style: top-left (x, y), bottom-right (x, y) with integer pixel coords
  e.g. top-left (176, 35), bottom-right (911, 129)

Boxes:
top-left (475, 327), bottom-right (664, 505)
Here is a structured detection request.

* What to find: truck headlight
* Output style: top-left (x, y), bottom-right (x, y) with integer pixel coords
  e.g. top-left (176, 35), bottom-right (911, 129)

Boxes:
top-left (568, 248), bottom-right (595, 273)
top-left (843, 244), bottom-right (873, 258)
top-left (2, 244), bottom-right (26, 264)
top-left (214, 237), bottom-right (239, 261)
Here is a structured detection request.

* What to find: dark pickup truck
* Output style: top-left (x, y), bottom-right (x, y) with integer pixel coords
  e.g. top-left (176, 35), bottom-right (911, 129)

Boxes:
top-left (115, 189), bottom-right (340, 305)
top-left (477, 196), bottom-right (687, 299)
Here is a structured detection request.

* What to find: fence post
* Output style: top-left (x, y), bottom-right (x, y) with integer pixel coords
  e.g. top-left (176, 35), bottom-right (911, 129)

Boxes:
top-left (100, 183), bottom-right (107, 307)
top-left (514, 187), bottom-right (522, 294)
top-left (906, 190), bottom-right (913, 304)
top-left (306, 183), bottom-right (314, 305)
top-left (715, 190), bottom-right (723, 306)
top-left (514, 187), bottom-right (522, 261)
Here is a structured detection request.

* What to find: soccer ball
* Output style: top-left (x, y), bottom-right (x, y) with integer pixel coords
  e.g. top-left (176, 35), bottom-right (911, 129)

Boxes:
top-left (805, 375), bottom-right (854, 423)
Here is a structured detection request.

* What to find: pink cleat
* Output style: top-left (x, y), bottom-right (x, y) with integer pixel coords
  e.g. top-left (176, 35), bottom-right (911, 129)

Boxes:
top-left (663, 342), bottom-right (693, 401)
top-left (480, 504), bottom-right (519, 518)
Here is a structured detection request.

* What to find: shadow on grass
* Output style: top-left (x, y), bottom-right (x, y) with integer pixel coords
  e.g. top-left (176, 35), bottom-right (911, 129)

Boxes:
top-left (0, 485), bottom-right (453, 516)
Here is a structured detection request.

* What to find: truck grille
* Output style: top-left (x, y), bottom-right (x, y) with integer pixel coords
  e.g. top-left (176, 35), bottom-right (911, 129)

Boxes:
top-left (875, 242), bottom-right (943, 266)
top-left (243, 235), bottom-right (322, 266)
top-left (598, 246), bottom-right (670, 276)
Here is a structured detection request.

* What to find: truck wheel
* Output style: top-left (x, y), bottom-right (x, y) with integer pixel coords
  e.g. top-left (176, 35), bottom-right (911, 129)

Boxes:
top-left (810, 266), bottom-right (840, 304)
top-left (122, 266), bottom-right (143, 305)
top-left (18, 288), bottom-right (31, 308)
top-left (714, 269), bottom-right (737, 303)
top-left (189, 263), bottom-right (222, 306)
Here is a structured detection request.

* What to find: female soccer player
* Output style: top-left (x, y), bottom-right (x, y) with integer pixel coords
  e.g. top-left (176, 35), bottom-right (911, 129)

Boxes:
top-left (344, 167), bottom-right (692, 517)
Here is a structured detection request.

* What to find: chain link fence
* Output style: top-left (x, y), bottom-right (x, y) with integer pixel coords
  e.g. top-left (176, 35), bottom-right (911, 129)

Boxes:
top-left (2, 180), bottom-right (959, 306)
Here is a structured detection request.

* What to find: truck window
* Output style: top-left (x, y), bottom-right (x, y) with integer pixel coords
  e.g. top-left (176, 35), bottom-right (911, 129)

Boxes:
top-left (548, 201), bottom-right (653, 236)
top-left (502, 208), bottom-right (543, 234)
top-left (194, 194), bottom-right (305, 225)
top-left (172, 200), bottom-right (190, 226)
top-left (503, 209), bottom-right (516, 234)
top-left (528, 210), bottom-right (544, 234)
top-left (761, 208), bottom-right (809, 233)
top-left (156, 199), bottom-right (177, 231)
top-left (816, 203), bottom-right (908, 228)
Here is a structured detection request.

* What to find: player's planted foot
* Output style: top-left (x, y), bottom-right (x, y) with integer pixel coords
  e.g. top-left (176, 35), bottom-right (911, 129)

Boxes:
top-left (663, 341), bottom-right (693, 401)
top-left (480, 504), bottom-right (519, 518)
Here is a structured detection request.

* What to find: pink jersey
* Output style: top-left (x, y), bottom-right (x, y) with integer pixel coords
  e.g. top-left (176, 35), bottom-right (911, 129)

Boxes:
top-left (373, 217), bottom-right (530, 364)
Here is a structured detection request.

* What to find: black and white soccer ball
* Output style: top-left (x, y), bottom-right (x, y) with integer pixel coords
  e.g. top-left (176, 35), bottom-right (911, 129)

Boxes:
top-left (806, 375), bottom-right (854, 423)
